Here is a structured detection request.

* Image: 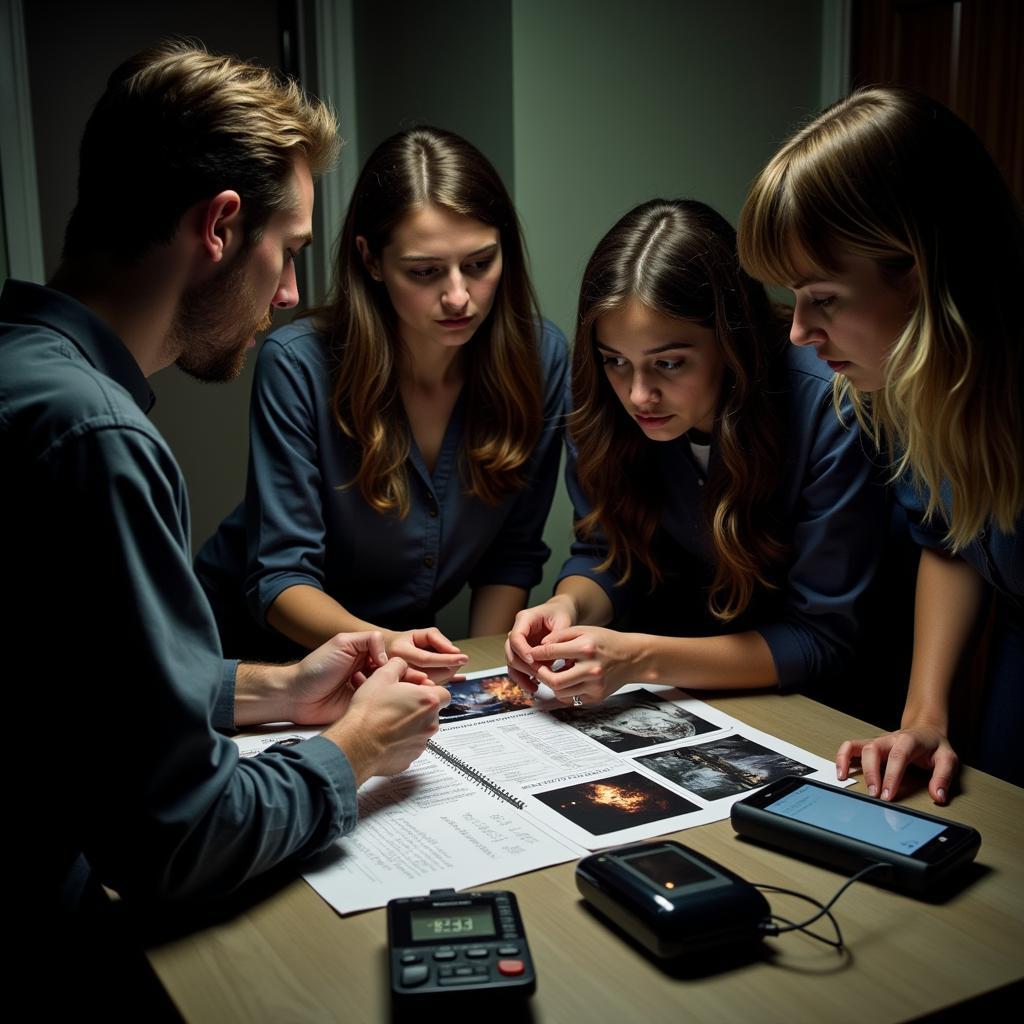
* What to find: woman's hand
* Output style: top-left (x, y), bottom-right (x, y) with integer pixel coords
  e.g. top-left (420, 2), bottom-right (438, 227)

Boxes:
top-left (836, 724), bottom-right (959, 804)
top-left (504, 595), bottom-right (578, 690)
top-left (386, 627), bottom-right (468, 684)
top-left (525, 625), bottom-right (648, 705)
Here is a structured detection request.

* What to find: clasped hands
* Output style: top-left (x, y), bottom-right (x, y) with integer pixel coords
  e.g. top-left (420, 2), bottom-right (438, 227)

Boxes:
top-left (239, 630), bottom-right (454, 783)
top-left (504, 598), bottom-right (644, 706)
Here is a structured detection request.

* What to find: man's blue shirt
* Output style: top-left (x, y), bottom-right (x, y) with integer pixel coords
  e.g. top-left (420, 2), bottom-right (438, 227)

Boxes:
top-left (0, 279), bottom-right (357, 909)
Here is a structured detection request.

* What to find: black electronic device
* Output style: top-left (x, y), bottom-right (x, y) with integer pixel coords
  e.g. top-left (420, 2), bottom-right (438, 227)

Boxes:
top-left (575, 840), bottom-right (770, 958)
top-left (387, 888), bottom-right (535, 1004)
top-left (731, 776), bottom-right (980, 894)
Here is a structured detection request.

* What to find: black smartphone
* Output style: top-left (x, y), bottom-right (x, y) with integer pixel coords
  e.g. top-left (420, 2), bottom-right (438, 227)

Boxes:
top-left (731, 776), bottom-right (980, 894)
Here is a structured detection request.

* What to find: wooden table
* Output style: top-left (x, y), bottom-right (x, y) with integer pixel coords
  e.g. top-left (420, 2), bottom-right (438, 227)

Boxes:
top-left (146, 636), bottom-right (1024, 1022)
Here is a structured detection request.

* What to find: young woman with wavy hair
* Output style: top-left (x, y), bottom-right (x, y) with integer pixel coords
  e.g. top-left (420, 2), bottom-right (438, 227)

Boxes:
top-left (197, 126), bottom-right (567, 676)
top-left (506, 199), bottom-right (884, 703)
top-left (738, 87), bottom-right (1024, 797)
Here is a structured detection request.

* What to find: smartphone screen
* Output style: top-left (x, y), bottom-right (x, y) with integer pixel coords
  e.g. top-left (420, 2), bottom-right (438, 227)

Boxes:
top-left (764, 784), bottom-right (945, 855)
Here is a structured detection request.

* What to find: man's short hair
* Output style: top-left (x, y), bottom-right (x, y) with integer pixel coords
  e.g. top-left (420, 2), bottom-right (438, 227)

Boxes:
top-left (63, 39), bottom-right (338, 263)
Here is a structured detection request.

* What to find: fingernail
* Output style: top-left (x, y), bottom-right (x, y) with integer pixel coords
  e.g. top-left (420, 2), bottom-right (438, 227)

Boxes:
top-left (868, 784), bottom-right (877, 797)
top-left (524, 653), bottom-right (534, 665)
top-left (835, 765), bottom-right (842, 779)
top-left (881, 788), bottom-right (890, 800)
top-left (936, 788), bottom-right (946, 802)
top-left (379, 653), bottom-right (388, 664)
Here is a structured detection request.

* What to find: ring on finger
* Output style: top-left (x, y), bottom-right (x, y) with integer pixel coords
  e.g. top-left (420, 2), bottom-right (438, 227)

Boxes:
top-left (572, 695), bottom-right (584, 707)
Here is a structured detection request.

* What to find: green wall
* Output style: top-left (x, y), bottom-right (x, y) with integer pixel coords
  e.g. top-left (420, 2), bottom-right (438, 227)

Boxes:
top-left (353, 0), bottom-right (515, 187)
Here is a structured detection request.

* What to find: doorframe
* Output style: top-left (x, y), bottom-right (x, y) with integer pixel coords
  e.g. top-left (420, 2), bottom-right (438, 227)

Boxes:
top-left (0, 0), bottom-right (45, 282)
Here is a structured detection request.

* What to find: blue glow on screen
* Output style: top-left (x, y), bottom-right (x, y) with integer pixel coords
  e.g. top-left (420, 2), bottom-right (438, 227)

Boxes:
top-left (767, 786), bottom-right (944, 854)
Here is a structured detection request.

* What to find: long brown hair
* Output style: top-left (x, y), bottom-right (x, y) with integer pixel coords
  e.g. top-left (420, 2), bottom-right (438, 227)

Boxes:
top-left (739, 87), bottom-right (1024, 549)
top-left (311, 126), bottom-right (543, 514)
top-left (573, 199), bottom-right (788, 621)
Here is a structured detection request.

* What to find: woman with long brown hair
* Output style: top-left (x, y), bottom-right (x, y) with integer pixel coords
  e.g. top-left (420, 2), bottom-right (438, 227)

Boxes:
top-left (739, 87), bottom-right (1024, 796)
top-left (197, 127), bottom-right (567, 674)
top-left (506, 199), bottom-right (884, 703)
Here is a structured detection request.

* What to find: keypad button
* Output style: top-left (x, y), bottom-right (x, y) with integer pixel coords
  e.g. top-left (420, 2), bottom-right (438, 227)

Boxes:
top-left (401, 964), bottom-right (429, 987)
top-left (454, 965), bottom-right (475, 977)
top-left (498, 959), bottom-right (526, 977)
top-left (497, 945), bottom-right (520, 956)
top-left (433, 949), bottom-right (457, 961)
top-left (439, 973), bottom-right (489, 986)
top-left (400, 952), bottom-right (422, 965)
top-left (465, 948), bottom-right (489, 959)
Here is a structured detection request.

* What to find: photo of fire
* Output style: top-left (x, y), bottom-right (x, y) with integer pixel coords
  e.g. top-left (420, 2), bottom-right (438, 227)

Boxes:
top-left (550, 689), bottom-right (718, 753)
top-left (533, 771), bottom-right (699, 835)
top-left (635, 735), bottom-right (814, 801)
top-left (439, 673), bottom-right (534, 721)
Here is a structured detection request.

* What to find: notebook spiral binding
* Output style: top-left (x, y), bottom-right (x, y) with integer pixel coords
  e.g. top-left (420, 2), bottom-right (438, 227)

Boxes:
top-left (427, 740), bottom-right (526, 809)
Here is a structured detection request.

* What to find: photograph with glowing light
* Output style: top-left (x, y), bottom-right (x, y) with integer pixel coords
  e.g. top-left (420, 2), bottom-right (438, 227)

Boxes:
top-left (634, 735), bottom-right (814, 800)
top-left (532, 771), bottom-right (700, 835)
top-left (439, 672), bottom-right (533, 721)
top-left (550, 689), bottom-right (718, 752)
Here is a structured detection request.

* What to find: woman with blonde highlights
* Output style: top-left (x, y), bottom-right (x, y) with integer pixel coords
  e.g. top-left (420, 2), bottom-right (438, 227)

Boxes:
top-left (506, 199), bottom-right (884, 703)
top-left (738, 86), bottom-right (1024, 796)
top-left (197, 127), bottom-right (567, 675)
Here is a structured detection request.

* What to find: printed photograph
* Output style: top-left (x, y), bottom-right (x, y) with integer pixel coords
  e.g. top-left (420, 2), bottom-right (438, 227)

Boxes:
top-left (550, 689), bottom-right (719, 752)
top-left (439, 673), bottom-right (534, 721)
top-left (532, 771), bottom-right (700, 835)
top-left (635, 735), bottom-right (815, 801)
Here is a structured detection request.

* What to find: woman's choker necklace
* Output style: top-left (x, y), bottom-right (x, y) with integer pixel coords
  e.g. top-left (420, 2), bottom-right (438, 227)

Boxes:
top-left (686, 427), bottom-right (713, 446)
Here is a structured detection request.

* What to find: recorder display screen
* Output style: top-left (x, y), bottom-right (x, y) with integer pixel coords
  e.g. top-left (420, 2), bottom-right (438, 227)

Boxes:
top-left (765, 785), bottom-right (946, 854)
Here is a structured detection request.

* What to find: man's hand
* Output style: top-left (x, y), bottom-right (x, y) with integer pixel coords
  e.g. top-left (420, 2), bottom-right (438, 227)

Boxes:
top-left (287, 631), bottom-right (430, 725)
top-left (324, 657), bottom-right (452, 783)
top-left (234, 632), bottom-right (431, 728)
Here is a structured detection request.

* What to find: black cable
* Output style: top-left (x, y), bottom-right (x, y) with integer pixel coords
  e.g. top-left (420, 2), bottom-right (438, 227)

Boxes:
top-left (767, 911), bottom-right (844, 949)
top-left (757, 888), bottom-right (845, 948)
top-left (753, 862), bottom-right (888, 950)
